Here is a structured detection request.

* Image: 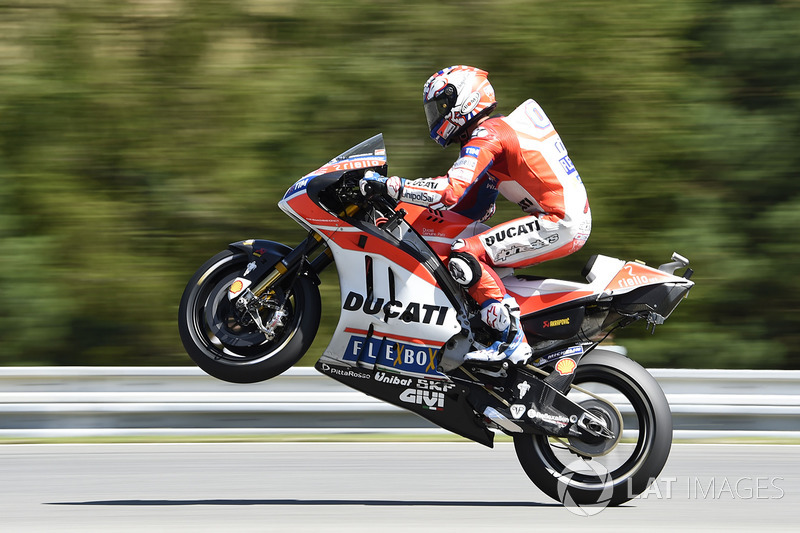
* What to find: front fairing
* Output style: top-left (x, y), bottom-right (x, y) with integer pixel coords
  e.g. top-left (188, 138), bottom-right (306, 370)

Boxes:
top-left (278, 134), bottom-right (389, 233)
top-left (303, 133), bottom-right (388, 180)
top-left (276, 135), bottom-right (468, 378)
top-left (281, 134), bottom-right (387, 201)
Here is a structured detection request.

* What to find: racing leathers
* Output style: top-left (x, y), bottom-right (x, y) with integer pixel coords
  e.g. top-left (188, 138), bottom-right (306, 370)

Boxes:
top-left (397, 99), bottom-right (591, 312)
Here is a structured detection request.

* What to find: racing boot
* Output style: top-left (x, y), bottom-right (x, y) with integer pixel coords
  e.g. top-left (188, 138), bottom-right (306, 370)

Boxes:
top-left (464, 296), bottom-right (532, 364)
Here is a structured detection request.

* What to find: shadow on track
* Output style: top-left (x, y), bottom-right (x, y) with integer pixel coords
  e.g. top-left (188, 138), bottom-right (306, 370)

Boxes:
top-left (49, 498), bottom-right (559, 508)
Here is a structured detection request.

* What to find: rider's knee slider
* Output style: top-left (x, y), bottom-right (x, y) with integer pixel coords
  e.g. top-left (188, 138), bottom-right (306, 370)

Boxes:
top-left (448, 251), bottom-right (482, 288)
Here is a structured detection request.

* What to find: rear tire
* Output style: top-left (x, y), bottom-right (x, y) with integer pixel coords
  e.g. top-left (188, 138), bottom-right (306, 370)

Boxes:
top-left (178, 249), bottom-right (321, 383)
top-left (513, 350), bottom-right (672, 508)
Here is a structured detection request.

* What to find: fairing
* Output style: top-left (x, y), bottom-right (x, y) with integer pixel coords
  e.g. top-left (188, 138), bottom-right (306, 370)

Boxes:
top-left (279, 135), bottom-right (463, 380)
top-left (278, 136), bottom-right (694, 383)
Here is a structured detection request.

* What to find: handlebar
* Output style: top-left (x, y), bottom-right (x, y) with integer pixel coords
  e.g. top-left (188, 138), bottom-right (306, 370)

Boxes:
top-left (360, 180), bottom-right (383, 197)
top-left (331, 172), bottom-right (405, 229)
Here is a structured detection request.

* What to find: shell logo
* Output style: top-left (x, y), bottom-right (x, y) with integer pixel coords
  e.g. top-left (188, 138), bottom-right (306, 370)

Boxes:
top-left (229, 280), bottom-right (244, 295)
top-left (555, 358), bottom-right (577, 376)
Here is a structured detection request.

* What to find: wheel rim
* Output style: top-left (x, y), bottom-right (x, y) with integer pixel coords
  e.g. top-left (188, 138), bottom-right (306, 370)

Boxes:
top-left (532, 366), bottom-right (657, 491)
top-left (188, 256), bottom-right (303, 366)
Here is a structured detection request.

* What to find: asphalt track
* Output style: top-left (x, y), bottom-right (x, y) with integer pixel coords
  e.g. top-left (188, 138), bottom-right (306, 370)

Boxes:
top-left (1, 442), bottom-right (797, 532)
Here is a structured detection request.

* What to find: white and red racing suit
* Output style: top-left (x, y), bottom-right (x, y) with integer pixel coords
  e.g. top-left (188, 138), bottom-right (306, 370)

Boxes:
top-left (399, 99), bottom-right (591, 306)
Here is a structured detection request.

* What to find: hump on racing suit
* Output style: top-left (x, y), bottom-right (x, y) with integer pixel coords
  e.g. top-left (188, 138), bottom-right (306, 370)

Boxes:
top-left (399, 98), bottom-right (589, 231)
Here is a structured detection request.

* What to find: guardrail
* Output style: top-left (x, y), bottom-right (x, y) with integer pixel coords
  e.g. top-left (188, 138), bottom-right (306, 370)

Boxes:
top-left (1, 367), bottom-right (798, 439)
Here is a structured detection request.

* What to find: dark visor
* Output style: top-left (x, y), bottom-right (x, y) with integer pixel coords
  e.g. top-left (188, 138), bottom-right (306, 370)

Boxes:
top-left (423, 85), bottom-right (457, 131)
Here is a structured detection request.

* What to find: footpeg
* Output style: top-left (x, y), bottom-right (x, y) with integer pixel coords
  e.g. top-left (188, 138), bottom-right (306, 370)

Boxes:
top-left (483, 406), bottom-right (523, 433)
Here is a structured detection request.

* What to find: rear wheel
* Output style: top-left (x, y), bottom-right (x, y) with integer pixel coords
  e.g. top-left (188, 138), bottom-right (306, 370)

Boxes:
top-left (178, 249), bottom-right (321, 383)
top-left (513, 350), bottom-right (672, 509)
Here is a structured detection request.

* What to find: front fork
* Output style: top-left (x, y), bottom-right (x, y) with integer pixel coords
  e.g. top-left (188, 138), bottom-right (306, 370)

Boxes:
top-left (249, 232), bottom-right (330, 297)
top-left (229, 232), bottom-right (331, 336)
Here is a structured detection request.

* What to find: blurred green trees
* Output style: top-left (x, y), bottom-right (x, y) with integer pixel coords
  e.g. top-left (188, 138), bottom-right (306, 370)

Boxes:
top-left (1, 0), bottom-right (798, 368)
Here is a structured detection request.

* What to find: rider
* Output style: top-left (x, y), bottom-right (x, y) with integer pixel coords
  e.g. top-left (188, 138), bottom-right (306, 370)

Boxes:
top-left (361, 65), bottom-right (591, 363)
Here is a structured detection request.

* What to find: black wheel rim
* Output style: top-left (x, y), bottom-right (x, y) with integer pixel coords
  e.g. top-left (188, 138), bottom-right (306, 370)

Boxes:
top-left (188, 256), bottom-right (304, 365)
top-left (532, 365), bottom-right (656, 490)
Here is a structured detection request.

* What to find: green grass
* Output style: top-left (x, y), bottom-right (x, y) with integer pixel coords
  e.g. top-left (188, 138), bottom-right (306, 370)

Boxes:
top-left (672, 437), bottom-right (800, 446)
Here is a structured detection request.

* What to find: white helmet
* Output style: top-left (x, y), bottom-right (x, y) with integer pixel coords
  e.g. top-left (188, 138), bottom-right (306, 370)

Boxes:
top-left (422, 65), bottom-right (497, 147)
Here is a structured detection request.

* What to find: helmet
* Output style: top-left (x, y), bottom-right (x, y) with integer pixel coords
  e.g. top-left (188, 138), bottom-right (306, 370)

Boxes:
top-left (422, 65), bottom-right (497, 147)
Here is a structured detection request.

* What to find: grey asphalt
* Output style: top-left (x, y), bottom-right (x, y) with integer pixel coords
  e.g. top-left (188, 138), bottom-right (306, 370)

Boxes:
top-left (0, 442), bottom-right (796, 532)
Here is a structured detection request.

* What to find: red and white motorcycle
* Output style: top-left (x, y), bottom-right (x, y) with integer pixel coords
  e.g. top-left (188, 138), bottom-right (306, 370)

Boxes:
top-left (179, 134), bottom-right (695, 506)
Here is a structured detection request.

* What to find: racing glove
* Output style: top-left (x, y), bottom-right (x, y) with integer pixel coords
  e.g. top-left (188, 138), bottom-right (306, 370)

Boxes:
top-left (359, 170), bottom-right (403, 200)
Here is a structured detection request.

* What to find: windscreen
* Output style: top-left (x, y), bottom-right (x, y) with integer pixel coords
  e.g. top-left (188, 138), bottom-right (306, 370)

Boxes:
top-left (303, 134), bottom-right (387, 178)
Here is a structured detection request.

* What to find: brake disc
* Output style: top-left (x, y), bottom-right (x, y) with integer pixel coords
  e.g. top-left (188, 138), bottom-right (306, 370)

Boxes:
top-left (565, 397), bottom-right (623, 457)
top-left (525, 365), bottom-right (624, 458)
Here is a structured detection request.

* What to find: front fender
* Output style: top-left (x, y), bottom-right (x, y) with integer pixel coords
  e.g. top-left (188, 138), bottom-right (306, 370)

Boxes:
top-left (228, 239), bottom-right (293, 265)
top-left (227, 239), bottom-right (321, 286)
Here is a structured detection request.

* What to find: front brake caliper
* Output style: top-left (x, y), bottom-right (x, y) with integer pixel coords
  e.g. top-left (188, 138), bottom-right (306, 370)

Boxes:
top-left (235, 289), bottom-right (287, 340)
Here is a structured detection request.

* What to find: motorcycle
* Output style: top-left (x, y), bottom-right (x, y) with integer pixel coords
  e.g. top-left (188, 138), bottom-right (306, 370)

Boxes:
top-left (178, 134), bottom-right (695, 507)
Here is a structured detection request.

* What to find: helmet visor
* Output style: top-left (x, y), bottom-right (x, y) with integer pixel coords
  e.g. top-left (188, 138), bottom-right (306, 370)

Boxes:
top-left (423, 85), bottom-right (457, 131)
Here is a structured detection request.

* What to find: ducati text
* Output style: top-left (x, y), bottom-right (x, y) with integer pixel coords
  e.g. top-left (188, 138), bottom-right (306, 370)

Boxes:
top-left (342, 291), bottom-right (449, 325)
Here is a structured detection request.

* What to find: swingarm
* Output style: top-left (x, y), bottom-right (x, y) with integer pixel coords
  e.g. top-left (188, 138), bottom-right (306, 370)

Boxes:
top-left (460, 365), bottom-right (619, 447)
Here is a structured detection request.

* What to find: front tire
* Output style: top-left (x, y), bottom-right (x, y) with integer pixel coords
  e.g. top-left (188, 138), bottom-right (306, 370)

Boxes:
top-left (178, 249), bottom-right (321, 383)
top-left (514, 350), bottom-right (672, 508)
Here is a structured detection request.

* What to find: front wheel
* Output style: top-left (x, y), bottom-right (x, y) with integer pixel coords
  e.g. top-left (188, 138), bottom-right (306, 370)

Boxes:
top-left (178, 249), bottom-right (321, 384)
top-left (513, 350), bottom-right (672, 509)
